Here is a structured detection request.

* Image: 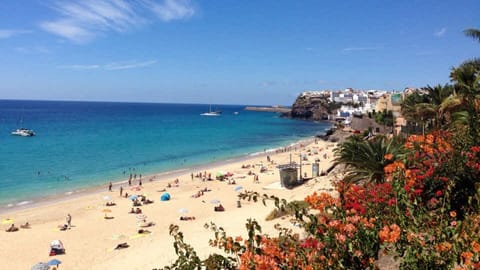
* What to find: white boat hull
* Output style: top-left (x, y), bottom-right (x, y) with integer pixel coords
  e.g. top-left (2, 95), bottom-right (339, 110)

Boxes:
top-left (200, 112), bottom-right (221, 116)
top-left (11, 128), bottom-right (35, 137)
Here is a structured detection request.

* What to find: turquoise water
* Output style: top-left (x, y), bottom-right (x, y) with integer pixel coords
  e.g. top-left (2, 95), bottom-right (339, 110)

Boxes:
top-left (0, 100), bottom-right (330, 209)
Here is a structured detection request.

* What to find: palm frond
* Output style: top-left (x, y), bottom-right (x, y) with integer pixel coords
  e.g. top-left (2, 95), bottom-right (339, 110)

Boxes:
top-left (464, 28), bottom-right (480, 43)
top-left (333, 136), bottom-right (405, 185)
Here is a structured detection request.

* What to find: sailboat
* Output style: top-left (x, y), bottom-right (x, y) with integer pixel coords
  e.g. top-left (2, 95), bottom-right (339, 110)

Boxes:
top-left (11, 128), bottom-right (35, 137)
top-left (11, 109), bottom-right (35, 137)
top-left (200, 105), bottom-right (221, 116)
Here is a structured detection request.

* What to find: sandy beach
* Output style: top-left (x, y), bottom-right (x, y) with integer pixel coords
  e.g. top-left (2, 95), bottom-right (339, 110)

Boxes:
top-left (1, 138), bottom-right (338, 269)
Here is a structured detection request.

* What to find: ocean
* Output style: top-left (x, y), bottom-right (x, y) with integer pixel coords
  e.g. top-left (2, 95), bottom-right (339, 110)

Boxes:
top-left (0, 100), bottom-right (331, 209)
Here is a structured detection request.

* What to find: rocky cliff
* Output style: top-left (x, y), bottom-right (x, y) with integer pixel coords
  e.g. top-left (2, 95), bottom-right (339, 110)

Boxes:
top-left (285, 94), bottom-right (334, 120)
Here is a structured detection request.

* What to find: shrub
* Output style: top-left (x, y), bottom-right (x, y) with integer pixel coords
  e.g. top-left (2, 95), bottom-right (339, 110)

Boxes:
top-left (159, 132), bottom-right (480, 270)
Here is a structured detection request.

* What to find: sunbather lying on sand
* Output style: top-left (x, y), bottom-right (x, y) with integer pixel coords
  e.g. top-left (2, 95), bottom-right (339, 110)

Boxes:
top-left (137, 229), bottom-right (150, 234)
top-left (139, 221), bottom-right (155, 227)
top-left (114, 242), bottom-right (129, 250)
top-left (143, 199), bottom-right (154, 204)
top-left (191, 191), bottom-right (204, 198)
top-left (5, 224), bottom-right (19, 232)
top-left (214, 204), bottom-right (225, 212)
top-left (179, 216), bottom-right (196, 221)
top-left (20, 222), bottom-right (30, 229)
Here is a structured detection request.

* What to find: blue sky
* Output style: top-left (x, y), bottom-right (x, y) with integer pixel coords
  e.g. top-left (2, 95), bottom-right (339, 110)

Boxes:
top-left (1, 0), bottom-right (479, 105)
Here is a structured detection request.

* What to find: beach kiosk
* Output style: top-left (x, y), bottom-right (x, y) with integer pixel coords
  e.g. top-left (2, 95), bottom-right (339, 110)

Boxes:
top-left (277, 163), bottom-right (300, 189)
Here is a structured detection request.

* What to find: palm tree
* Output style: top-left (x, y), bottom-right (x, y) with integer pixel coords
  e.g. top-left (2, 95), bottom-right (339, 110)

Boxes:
top-left (401, 92), bottom-right (428, 134)
top-left (464, 28), bottom-right (480, 43)
top-left (414, 103), bottom-right (436, 136)
top-left (333, 135), bottom-right (404, 185)
top-left (422, 84), bottom-right (454, 129)
top-left (401, 90), bottom-right (439, 136)
top-left (450, 62), bottom-right (480, 143)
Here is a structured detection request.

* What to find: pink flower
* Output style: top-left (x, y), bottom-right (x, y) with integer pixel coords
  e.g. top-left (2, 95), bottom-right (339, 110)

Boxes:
top-left (335, 233), bottom-right (347, 243)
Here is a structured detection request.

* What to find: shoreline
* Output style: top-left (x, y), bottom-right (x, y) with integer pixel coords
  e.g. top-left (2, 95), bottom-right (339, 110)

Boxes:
top-left (0, 135), bottom-right (320, 215)
top-left (0, 133), bottom-right (338, 269)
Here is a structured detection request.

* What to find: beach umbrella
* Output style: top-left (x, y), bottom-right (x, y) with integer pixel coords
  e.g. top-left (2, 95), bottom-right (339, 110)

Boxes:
top-left (178, 208), bottom-right (188, 214)
top-left (1, 218), bottom-right (14, 224)
top-left (210, 199), bottom-right (221, 205)
top-left (216, 171), bottom-right (225, 177)
top-left (48, 258), bottom-right (62, 266)
top-left (31, 262), bottom-right (49, 270)
top-left (129, 195), bottom-right (138, 201)
top-left (234, 186), bottom-right (243, 192)
top-left (160, 193), bottom-right (170, 201)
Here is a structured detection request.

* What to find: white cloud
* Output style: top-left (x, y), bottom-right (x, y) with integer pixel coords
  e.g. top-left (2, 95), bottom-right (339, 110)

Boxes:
top-left (343, 46), bottom-right (382, 52)
top-left (40, 0), bottom-right (195, 43)
top-left (0, 29), bottom-right (31, 39)
top-left (58, 64), bottom-right (101, 69)
top-left (15, 46), bottom-right (51, 54)
top-left (434, 27), bottom-right (446, 37)
top-left (58, 60), bottom-right (157, 70)
top-left (147, 0), bottom-right (195, 22)
top-left (105, 60), bottom-right (157, 70)
top-left (41, 19), bottom-right (95, 43)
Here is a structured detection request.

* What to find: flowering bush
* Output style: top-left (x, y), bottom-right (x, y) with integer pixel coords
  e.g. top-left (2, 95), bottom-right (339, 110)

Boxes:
top-left (160, 131), bottom-right (480, 270)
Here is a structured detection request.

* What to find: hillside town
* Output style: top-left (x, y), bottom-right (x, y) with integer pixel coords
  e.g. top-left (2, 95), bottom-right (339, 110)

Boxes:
top-left (296, 87), bottom-right (422, 135)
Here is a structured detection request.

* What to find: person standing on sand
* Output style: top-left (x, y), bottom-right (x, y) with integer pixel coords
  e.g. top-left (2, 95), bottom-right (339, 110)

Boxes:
top-left (108, 181), bottom-right (112, 192)
top-left (120, 186), bottom-right (123, 196)
top-left (66, 214), bottom-right (71, 228)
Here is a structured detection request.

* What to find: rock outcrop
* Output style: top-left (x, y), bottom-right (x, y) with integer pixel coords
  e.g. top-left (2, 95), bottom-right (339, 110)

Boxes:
top-left (285, 93), bottom-right (333, 120)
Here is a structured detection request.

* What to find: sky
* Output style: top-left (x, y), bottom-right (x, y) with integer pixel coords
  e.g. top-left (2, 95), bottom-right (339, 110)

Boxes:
top-left (1, 0), bottom-right (479, 106)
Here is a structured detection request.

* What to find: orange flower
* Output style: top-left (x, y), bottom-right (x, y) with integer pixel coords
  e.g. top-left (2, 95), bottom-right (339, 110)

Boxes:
top-left (379, 224), bottom-right (401, 243)
top-left (384, 153), bottom-right (394, 160)
top-left (304, 192), bottom-right (339, 212)
top-left (472, 241), bottom-right (480, 253)
top-left (436, 242), bottom-right (453, 252)
top-left (450, 211), bottom-right (457, 218)
top-left (461, 251), bottom-right (473, 265)
top-left (343, 223), bottom-right (357, 237)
